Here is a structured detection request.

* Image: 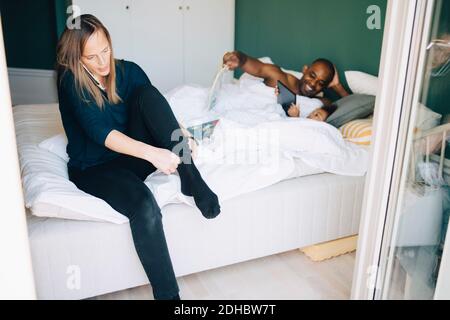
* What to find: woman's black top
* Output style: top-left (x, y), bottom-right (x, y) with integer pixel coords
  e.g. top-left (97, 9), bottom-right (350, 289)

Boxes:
top-left (57, 60), bottom-right (150, 170)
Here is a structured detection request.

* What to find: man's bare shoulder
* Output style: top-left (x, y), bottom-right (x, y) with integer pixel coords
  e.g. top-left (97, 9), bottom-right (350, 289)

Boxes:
top-left (285, 74), bottom-right (301, 94)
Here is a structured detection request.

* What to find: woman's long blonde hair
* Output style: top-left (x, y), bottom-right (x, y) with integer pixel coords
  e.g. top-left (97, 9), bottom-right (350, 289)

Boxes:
top-left (56, 14), bottom-right (121, 108)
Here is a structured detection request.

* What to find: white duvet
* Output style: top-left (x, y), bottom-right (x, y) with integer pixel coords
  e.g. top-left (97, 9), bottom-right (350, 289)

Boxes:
top-left (146, 79), bottom-right (369, 209)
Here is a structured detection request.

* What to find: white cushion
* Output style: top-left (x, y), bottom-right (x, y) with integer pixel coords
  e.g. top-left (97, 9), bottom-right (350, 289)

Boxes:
top-left (13, 104), bottom-right (128, 224)
top-left (344, 72), bottom-right (442, 130)
top-left (417, 103), bottom-right (442, 131)
top-left (282, 68), bottom-right (303, 80)
top-left (345, 71), bottom-right (379, 96)
top-left (240, 57), bottom-right (304, 81)
top-left (23, 145), bottom-right (128, 224)
top-left (38, 133), bottom-right (69, 162)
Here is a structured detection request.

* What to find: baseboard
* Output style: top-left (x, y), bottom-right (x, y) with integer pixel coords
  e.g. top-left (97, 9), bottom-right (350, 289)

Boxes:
top-left (300, 235), bottom-right (358, 262)
top-left (8, 68), bottom-right (58, 106)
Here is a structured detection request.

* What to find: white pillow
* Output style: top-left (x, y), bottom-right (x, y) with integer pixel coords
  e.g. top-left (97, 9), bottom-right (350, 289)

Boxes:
top-left (239, 57), bottom-right (304, 81)
top-left (345, 71), bottom-right (379, 96)
top-left (239, 57), bottom-right (274, 82)
top-left (417, 103), bottom-right (442, 131)
top-left (257, 56), bottom-right (274, 65)
top-left (344, 71), bottom-right (441, 129)
top-left (29, 134), bottom-right (128, 224)
top-left (13, 104), bottom-right (128, 224)
top-left (38, 133), bottom-right (69, 162)
top-left (21, 145), bottom-right (128, 224)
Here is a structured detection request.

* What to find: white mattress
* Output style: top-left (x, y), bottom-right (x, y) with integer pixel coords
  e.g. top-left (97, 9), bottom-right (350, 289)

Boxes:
top-left (27, 172), bottom-right (365, 299)
top-left (14, 103), bottom-right (366, 299)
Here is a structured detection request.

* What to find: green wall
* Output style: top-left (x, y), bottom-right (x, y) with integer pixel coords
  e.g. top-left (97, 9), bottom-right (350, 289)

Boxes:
top-left (1, 0), bottom-right (446, 116)
top-left (0, 0), bottom-right (69, 70)
top-left (235, 0), bottom-right (387, 98)
top-left (3, 0), bottom-right (386, 74)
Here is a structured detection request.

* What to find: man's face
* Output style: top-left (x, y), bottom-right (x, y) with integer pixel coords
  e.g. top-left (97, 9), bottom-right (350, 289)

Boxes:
top-left (307, 108), bottom-right (329, 122)
top-left (299, 62), bottom-right (333, 97)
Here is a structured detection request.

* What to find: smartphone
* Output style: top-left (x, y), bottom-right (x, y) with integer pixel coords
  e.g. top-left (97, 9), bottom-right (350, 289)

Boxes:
top-left (277, 80), bottom-right (297, 115)
top-left (81, 62), bottom-right (105, 90)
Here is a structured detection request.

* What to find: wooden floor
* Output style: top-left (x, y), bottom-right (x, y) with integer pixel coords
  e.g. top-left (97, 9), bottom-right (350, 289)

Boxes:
top-left (92, 250), bottom-right (356, 300)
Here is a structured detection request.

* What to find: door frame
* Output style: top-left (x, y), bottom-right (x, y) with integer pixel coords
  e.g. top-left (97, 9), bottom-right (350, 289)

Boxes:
top-left (435, 224), bottom-right (450, 299)
top-left (377, 0), bottom-right (436, 300)
top-left (0, 17), bottom-right (36, 299)
top-left (351, 0), bottom-right (434, 300)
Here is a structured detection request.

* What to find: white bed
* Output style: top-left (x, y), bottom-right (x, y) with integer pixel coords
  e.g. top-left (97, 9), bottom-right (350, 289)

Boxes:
top-left (14, 103), bottom-right (366, 300)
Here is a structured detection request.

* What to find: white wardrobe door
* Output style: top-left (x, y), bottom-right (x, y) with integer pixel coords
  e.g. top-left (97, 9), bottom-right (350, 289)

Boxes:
top-left (72, 0), bottom-right (133, 61)
top-left (130, 0), bottom-right (184, 93)
top-left (183, 0), bottom-right (235, 87)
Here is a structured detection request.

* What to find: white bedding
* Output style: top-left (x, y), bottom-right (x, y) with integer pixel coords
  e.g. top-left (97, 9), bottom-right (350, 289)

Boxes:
top-left (15, 78), bottom-right (369, 299)
top-left (13, 103), bottom-right (322, 223)
top-left (14, 79), bottom-right (368, 223)
top-left (149, 80), bottom-right (369, 208)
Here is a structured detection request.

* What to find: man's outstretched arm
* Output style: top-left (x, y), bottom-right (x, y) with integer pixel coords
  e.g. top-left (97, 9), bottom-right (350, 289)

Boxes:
top-left (223, 51), bottom-right (288, 87)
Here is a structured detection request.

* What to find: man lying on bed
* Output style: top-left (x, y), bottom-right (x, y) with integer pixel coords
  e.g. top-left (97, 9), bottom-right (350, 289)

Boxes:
top-left (223, 51), bottom-right (349, 121)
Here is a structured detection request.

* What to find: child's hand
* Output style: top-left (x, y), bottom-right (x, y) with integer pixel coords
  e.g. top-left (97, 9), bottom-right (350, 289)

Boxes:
top-left (275, 85), bottom-right (280, 96)
top-left (287, 103), bottom-right (300, 117)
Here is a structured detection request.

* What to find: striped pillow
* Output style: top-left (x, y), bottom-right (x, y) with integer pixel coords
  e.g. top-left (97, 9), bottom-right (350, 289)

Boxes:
top-left (339, 119), bottom-right (373, 146)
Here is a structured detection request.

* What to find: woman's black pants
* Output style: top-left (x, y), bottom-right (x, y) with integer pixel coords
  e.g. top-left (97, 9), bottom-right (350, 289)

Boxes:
top-left (68, 84), bottom-right (192, 300)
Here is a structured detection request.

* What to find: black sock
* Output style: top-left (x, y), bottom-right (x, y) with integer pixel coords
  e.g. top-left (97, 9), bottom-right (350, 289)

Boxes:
top-left (178, 162), bottom-right (221, 219)
top-left (169, 293), bottom-right (181, 300)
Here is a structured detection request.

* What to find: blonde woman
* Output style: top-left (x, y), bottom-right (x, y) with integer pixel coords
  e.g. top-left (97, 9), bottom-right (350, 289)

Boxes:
top-left (56, 14), bottom-right (220, 300)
